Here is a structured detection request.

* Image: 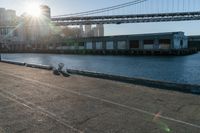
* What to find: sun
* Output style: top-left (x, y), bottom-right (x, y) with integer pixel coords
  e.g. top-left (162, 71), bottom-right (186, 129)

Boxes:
top-left (25, 2), bottom-right (42, 17)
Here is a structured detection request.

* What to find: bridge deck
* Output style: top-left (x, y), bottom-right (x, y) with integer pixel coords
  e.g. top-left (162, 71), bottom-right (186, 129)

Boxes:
top-left (52, 11), bottom-right (200, 25)
top-left (0, 62), bottom-right (199, 133)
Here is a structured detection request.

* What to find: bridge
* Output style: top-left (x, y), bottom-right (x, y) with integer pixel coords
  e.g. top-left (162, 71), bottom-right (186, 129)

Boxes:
top-left (52, 12), bottom-right (200, 25)
top-left (51, 0), bottom-right (200, 25)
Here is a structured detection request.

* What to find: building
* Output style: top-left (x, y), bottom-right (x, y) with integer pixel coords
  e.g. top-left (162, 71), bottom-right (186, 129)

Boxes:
top-left (0, 5), bottom-right (191, 54)
top-left (96, 24), bottom-right (104, 37)
top-left (0, 8), bottom-right (16, 25)
top-left (0, 5), bottom-right (53, 51)
top-left (80, 25), bottom-right (84, 37)
top-left (0, 8), bottom-right (18, 51)
top-left (83, 24), bottom-right (104, 37)
top-left (54, 32), bottom-right (188, 52)
top-left (188, 35), bottom-right (200, 49)
top-left (84, 25), bottom-right (92, 37)
top-left (40, 5), bottom-right (51, 19)
top-left (21, 5), bottom-right (52, 50)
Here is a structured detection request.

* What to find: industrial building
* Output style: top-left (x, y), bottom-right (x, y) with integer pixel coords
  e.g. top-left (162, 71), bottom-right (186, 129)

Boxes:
top-left (188, 35), bottom-right (200, 49)
top-left (55, 32), bottom-right (188, 51)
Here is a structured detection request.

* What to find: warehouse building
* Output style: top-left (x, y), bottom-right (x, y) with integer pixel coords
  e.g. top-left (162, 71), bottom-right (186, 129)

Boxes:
top-left (57, 32), bottom-right (188, 51)
top-left (188, 35), bottom-right (200, 49)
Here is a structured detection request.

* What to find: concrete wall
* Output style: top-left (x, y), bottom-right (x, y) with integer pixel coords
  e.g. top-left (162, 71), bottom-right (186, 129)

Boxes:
top-left (173, 33), bottom-right (188, 49)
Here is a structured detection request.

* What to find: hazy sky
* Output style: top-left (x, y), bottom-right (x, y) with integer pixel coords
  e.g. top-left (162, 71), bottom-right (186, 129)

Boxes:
top-left (1, 0), bottom-right (200, 35)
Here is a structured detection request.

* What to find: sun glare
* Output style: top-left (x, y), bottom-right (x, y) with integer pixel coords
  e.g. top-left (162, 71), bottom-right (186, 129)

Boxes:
top-left (25, 2), bottom-right (42, 17)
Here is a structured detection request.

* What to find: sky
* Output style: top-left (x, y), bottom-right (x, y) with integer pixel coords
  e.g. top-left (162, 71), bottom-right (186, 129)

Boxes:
top-left (1, 0), bottom-right (200, 36)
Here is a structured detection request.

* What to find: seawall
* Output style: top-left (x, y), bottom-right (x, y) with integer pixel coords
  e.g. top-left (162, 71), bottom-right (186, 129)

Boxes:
top-left (0, 59), bottom-right (200, 95)
top-left (0, 48), bottom-right (198, 56)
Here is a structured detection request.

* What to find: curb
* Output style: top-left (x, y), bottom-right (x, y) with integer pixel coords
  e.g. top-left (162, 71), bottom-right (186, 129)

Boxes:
top-left (25, 63), bottom-right (53, 70)
top-left (0, 59), bottom-right (25, 66)
top-left (67, 69), bottom-right (200, 95)
top-left (0, 60), bottom-right (53, 70)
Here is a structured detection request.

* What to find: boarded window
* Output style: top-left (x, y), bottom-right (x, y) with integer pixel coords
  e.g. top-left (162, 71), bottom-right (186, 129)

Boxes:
top-left (129, 40), bottom-right (139, 48)
top-left (79, 42), bottom-right (85, 46)
top-left (143, 40), bottom-right (154, 44)
top-left (159, 39), bottom-right (171, 44)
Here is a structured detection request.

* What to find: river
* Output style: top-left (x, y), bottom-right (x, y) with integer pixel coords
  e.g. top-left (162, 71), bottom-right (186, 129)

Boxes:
top-left (1, 53), bottom-right (200, 85)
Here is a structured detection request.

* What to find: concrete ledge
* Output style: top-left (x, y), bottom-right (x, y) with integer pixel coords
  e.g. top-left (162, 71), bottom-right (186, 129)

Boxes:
top-left (26, 63), bottom-right (53, 70)
top-left (0, 59), bottom-right (25, 66)
top-left (1, 60), bottom-right (199, 94)
top-left (67, 69), bottom-right (200, 95)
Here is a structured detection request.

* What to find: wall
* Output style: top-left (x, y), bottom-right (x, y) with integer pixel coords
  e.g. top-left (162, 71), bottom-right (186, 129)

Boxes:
top-left (173, 33), bottom-right (188, 49)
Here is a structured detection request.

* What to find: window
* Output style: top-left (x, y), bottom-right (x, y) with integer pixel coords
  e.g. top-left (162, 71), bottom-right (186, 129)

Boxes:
top-left (79, 42), bottom-right (85, 47)
top-left (180, 40), bottom-right (183, 48)
top-left (143, 40), bottom-right (154, 44)
top-left (159, 39), bottom-right (171, 44)
top-left (129, 40), bottom-right (139, 48)
top-left (13, 30), bottom-right (18, 36)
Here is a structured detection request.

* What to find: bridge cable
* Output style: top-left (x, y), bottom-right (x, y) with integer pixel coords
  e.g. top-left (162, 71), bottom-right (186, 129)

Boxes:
top-left (52, 0), bottom-right (148, 17)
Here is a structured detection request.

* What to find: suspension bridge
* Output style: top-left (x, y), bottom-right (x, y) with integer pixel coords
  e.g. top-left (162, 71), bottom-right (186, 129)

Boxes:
top-left (51, 0), bottom-right (200, 25)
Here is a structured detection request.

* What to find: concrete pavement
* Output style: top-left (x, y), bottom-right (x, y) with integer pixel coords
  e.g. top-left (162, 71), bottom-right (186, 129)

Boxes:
top-left (0, 62), bottom-right (199, 133)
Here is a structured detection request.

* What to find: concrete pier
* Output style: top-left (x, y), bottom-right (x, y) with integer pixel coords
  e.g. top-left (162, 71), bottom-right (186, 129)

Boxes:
top-left (0, 62), bottom-right (199, 133)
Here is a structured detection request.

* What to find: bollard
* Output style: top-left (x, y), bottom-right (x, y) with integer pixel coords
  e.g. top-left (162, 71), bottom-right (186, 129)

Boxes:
top-left (52, 63), bottom-right (70, 77)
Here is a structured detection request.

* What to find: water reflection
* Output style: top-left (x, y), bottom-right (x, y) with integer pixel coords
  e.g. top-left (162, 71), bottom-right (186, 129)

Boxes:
top-left (2, 53), bottom-right (200, 85)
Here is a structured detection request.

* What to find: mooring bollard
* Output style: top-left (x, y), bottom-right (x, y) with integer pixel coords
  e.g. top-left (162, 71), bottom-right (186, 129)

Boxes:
top-left (52, 63), bottom-right (70, 77)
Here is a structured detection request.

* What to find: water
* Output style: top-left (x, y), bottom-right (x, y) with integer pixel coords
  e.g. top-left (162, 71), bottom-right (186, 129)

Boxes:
top-left (1, 53), bottom-right (200, 85)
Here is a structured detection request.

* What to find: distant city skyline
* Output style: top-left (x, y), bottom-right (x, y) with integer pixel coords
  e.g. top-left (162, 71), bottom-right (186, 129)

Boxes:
top-left (1, 0), bottom-right (200, 35)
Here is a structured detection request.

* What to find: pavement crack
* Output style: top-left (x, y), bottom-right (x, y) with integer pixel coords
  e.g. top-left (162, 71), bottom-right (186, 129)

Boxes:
top-left (175, 103), bottom-right (200, 112)
top-left (76, 112), bottom-right (107, 126)
top-left (175, 104), bottom-right (186, 112)
top-left (0, 70), bottom-right (200, 130)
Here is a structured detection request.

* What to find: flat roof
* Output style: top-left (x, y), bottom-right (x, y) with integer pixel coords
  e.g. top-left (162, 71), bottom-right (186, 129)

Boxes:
top-left (80, 31), bottom-right (184, 40)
